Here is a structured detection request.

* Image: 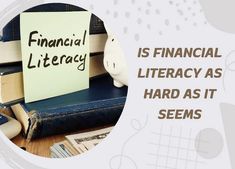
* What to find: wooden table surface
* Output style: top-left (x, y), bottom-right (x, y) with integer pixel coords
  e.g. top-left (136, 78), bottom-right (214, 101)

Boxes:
top-left (12, 133), bottom-right (66, 158)
top-left (0, 108), bottom-right (67, 158)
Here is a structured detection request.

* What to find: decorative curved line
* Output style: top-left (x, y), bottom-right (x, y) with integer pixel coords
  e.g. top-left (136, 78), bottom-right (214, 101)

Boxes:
top-left (109, 115), bottom-right (148, 169)
top-left (223, 50), bottom-right (235, 91)
top-left (109, 154), bottom-right (138, 169)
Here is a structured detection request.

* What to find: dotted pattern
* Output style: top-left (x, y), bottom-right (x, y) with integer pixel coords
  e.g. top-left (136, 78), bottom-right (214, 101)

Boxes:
top-left (88, 0), bottom-right (208, 41)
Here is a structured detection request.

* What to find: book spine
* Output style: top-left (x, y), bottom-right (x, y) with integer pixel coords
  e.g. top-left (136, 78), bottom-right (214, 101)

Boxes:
top-left (90, 15), bottom-right (106, 35)
top-left (0, 114), bottom-right (8, 125)
top-left (0, 98), bottom-right (24, 108)
top-left (2, 3), bottom-right (106, 42)
top-left (26, 98), bottom-right (126, 140)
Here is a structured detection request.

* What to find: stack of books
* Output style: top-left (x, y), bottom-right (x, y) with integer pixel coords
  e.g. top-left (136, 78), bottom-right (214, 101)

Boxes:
top-left (0, 3), bottom-right (127, 141)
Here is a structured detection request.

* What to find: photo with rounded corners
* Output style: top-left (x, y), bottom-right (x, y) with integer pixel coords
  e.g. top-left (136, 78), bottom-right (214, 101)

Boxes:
top-left (0, 2), bottom-right (128, 158)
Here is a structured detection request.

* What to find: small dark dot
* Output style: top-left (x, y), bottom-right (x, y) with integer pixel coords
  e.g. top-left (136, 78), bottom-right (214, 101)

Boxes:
top-left (21, 147), bottom-right (26, 151)
top-left (112, 39), bottom-right (114, 41)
